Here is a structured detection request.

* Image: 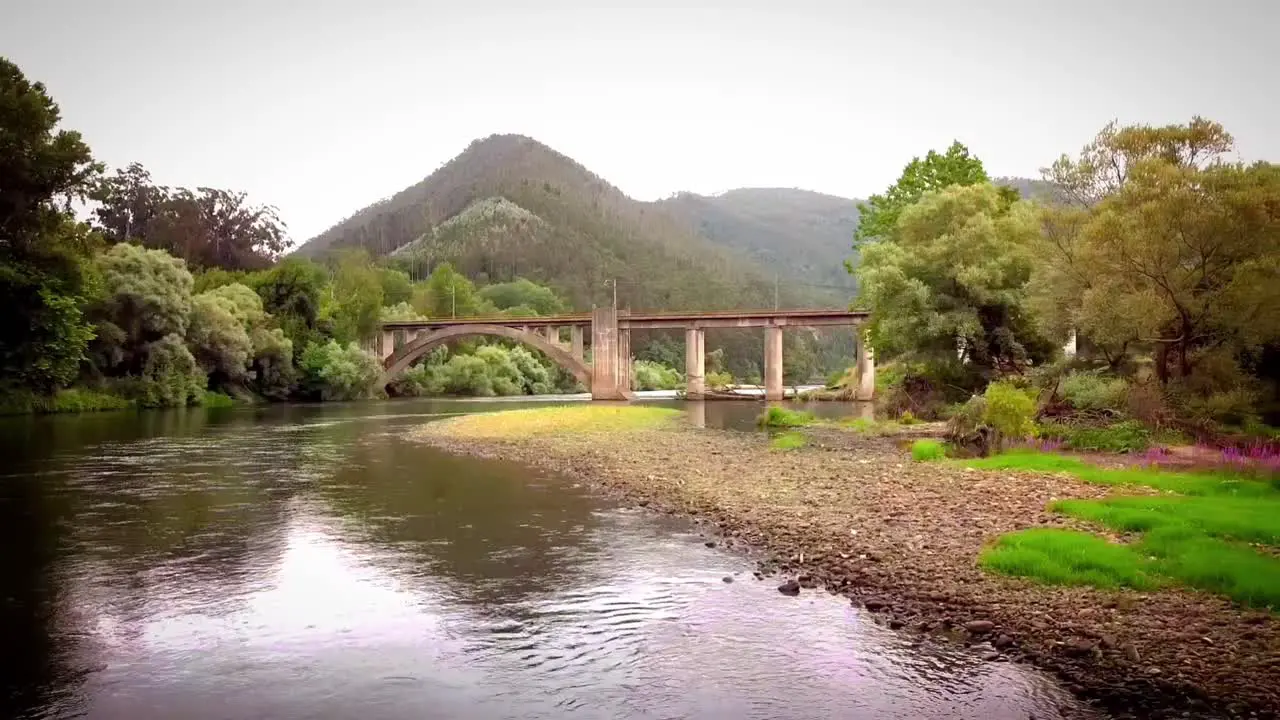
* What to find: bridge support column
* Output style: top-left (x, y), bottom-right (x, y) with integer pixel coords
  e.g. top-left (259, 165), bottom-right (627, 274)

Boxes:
top-left (571, 325), bottom-right (584, 362)
top-left (619, 327), bottom-right (632, 392)
top-left (542, 326), bottom-right (557, 344)
top-left (854, 332), bottom-right (875, 401)
top-left (765, 325), bottom-right (784, 401)
top-left (684, 327), bottom-right (705, 399)
top-left (379, 330), bottom-right (395, 361)
top-left (590, 308), bottom-right (629, 400)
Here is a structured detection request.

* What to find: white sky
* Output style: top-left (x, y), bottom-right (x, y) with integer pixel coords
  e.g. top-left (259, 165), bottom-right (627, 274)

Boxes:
top-left (4, 0), bottom-right (1276, 246)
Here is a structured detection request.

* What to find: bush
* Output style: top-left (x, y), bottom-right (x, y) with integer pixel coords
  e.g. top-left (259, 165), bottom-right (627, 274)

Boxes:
top-left (706, 370), bottom-right (734, 390)
top-left (911, 439), bottom-right (946, 461)
top-left (898, 410), bottom-right (921, 425)
top-left (389, 364), bottom-right (445, 397)
top-left (633, 360), bottom-right (682, 391)
top-left (300, 340), bottom-right (382, 401)
top-left (757, 406), bottom-right (815, 428)
top-left (199, 391), bottom-right (237, 408)
top-left (1060, 371), bottom-right (1129, 413)
top-left (133, 334), bottom-right (206, 408)
top-left (983, 381), bottom-right (1038, 446)
top-left (1046, 420), bottom-right (1151, 453)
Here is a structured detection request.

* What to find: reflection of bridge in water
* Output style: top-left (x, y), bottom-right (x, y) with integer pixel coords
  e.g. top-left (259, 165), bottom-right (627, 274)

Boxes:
top-left (377, 308), bottom-right (874, 402)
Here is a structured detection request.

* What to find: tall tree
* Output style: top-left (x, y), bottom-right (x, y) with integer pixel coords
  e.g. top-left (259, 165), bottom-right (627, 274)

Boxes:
top-left (0, 57), bottom-right (101, 392)
top-left (856, 183), bottom-right (1054, 378)
top-left (1032, 118), bottom-right (1280, 388)
top-left (92, 163), bottom-right (289, 271)
top-left (852, 141), bottom-right (1000, 248)
top-left (324, 249), bottom-right (384, 344)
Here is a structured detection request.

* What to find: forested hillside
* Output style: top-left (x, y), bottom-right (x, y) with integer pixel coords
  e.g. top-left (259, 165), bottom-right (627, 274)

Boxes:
top-left (657, 188), bottom-right (861, 293)
top-left (296, 134), bottom-right (834, 312)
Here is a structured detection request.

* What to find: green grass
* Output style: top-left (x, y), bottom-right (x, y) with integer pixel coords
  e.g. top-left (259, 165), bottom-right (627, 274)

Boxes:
top-left (199, 391), bottom-right (237, 408)
top-left (422, 405), bottom-right (683, 439)
top-left (970, 450), bottom-right (1280, 608)
top-left (838, 417), bottom-right (898, 436)
top-left (911, 439), bottom-right (946, 461)
top-left (959, 449), bottom-right (1275, 497)
top-left (979, 529), bottom-right (1163, 590)
top-left (0, 388), bottom-right (134, 415)
top-left (756, 406), bottom-right (816, 429)
top-left (770, 431), bottom-right (807, 451)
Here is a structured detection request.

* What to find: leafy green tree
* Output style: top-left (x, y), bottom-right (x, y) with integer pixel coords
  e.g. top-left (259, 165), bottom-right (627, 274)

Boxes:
top-left (417, 262), bottom-right (490, 317)
top-left (133, 333), bottom-right (205, 408)
top-left (381, 301), bottom-right (425, 322)
top-left (299, 340), bottom-right (381, 401)
top-left (89, 243), bottom-right (195, 374)
top-left (478, 277), bottom-right (566, 315)
top-left (255, 257), bottom-right (328, 358)
top-left (378, 266), bottom-right (413, 305)
top-left (0, 57), bottom-right (101, 392)
top-left (91, 162), bottom-right (288, 271)
top-left (855, 183), bottom-right (1055, 379)
top-left (1033, 118), bottom-right (1280, 389)
top-left (188, 291), bottom-right (253, 382)
top-left (325, 249), bottom-right (383, 344)
top-left (852, 141), bottom-right (1001, 248)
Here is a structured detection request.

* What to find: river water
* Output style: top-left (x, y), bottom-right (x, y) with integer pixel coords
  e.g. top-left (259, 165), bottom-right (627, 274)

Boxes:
top-left (0, 399), bottom-right (1091, 720)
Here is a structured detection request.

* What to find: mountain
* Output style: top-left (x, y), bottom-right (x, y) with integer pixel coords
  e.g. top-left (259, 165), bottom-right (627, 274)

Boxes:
top-left (295, 134), bottom-right (837, 311)
top-left (657, 188), bottom-right (860, 291)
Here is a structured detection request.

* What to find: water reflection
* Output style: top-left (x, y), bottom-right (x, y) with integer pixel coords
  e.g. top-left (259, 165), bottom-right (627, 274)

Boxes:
top-left (0, 400), bottom-right (1089, 719)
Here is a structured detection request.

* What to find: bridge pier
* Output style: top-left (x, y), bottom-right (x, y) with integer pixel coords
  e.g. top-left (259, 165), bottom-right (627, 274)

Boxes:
top-left (571, 326), bottom-right (584, 362)
top-left (379, 329), bottom-right (395, 361)
top-left (618, 325), bottom-right (632, 393)
top-left (590, 308), bottom-right (630, 400)
top-left (685, 327), bottom-right (705, 399)
top-left (855, 332), bottom-right (875, 401)
top-left (764, 325), bottom-right (784, 401)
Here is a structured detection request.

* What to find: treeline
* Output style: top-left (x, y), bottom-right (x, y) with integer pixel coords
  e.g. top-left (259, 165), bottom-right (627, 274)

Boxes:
top-left (0, 58), bottom-right (696, 412)
top-left (852, 119), bottom-right (1280, 437)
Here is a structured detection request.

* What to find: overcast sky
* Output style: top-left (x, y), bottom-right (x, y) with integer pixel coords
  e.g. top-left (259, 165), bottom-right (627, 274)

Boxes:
top-left (4, 0), bottom-right (1276, 245)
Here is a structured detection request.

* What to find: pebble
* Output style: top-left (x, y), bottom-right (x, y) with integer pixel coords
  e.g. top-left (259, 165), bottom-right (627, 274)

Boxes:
top-left (721, 576), bottom-right (733, 583)
top-left (963, 620), bottom-right (995, 634)
top-left (777, 579), bottom-right (801, 596)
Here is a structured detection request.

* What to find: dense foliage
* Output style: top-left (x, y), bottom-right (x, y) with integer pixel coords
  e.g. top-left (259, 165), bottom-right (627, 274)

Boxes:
top-left (854, 118), bottom-right (1280, 437)
top-left (0, 58), bottom-right (700, 412)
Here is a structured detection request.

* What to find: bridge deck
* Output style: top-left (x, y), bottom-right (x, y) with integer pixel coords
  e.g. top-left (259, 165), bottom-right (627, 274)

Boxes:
top-left (381, 308), bottom-right (868, 331)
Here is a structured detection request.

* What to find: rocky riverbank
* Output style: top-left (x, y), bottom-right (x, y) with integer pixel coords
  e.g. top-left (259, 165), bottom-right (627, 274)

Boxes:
top-left (414, 415), bottom-right (1279, 720)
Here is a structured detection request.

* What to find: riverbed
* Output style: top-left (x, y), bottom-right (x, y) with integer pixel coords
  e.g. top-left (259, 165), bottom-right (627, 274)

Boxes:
top-left (0, 399), bottom-right (1092, 719)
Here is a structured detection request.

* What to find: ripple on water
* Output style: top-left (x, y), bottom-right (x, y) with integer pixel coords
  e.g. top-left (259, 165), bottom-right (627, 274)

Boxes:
top-left (1, 405), bottom-right (1094, 720)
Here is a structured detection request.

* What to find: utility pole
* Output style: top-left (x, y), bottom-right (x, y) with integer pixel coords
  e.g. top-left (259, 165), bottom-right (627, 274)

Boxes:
top-left (450, 279), bottom-right (456, 318)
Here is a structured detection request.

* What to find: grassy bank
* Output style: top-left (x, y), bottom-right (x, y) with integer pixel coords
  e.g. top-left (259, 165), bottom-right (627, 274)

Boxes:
top-left (419, 404), bottom-right (682, 440)
top-left (0, 388), bottom-right (134, 415)
top-left (962, 450), bottom-right (1280, 609)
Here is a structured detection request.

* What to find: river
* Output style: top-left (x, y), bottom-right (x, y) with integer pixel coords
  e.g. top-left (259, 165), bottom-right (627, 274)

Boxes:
top-left (0, 398), bottom-right (1092, 720)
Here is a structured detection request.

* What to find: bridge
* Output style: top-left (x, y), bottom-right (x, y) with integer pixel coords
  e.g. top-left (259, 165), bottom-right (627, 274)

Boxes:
top-left (376, 308), bottom-right (873, 401)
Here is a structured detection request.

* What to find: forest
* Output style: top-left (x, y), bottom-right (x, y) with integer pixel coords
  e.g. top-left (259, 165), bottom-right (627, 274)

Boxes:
top-left (852, 124), bottom-right (1280, 442)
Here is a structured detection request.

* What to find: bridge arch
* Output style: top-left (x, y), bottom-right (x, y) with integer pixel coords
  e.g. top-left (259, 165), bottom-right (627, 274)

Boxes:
top-left (377, 324), bottom-right (591, 390)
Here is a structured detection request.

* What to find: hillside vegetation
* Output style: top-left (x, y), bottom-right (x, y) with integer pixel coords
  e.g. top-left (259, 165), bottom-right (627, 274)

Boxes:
top-left (657, 188), bottom-right (861, 293)
top-left (296, 134), bottom-right (825, 312)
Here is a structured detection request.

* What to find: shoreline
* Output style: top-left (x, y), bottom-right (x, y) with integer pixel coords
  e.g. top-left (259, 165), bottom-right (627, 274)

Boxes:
top-left (414, 417), bottom-right (1279, 720)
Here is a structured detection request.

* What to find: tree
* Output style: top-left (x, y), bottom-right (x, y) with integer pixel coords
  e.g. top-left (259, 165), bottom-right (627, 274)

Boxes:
top-left (417, 262), bottom-right (489, 318)
top-left (254, 257), bottom-right (327, 357)
top-left (1032, 118), bottom-right (1280, 389)
top-left (478, 277), bottom-right (566, 315)
top-left (0, 57), bottom-right (101, 392)
top-left (378, 266), bottom-right (413, 305)
top-left (324, 249), bottom-right (383, 344)
top-left (88, 243), bottom-right (195, 375)
top-left (92, 163), bottom-right (289, 271)
top-left (855, 183), bottom-right (1055, 379)
top-left (852, 141), bottom-right (1001, 248)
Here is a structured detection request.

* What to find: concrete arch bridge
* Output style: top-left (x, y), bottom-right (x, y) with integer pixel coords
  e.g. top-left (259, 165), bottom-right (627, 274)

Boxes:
top-left (376, 308), bottom-right (873, 401)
